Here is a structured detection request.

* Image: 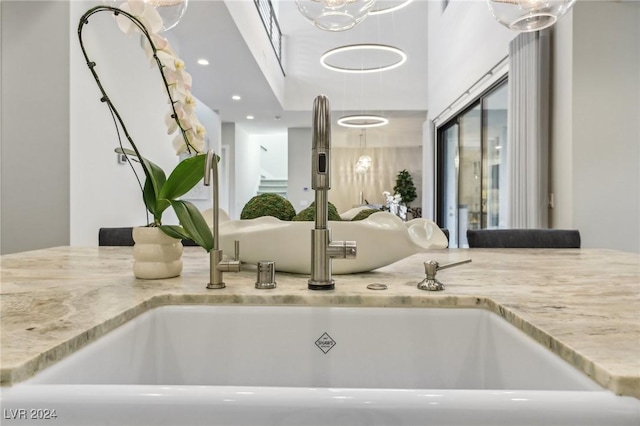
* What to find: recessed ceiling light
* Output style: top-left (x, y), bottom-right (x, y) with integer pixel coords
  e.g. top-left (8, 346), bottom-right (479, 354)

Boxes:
top-left (337, 115), bottom-right (389, 128)
top-left (321, 44), bottom-right (407, 74)
top-left (369, 0), bottom-right (415, 15)
top-left (231, 95), bottom-right (241, 101)
top-left (246, 115), bottom-right (254, 120)
top-left (197, 58), bottom-right (209, 66)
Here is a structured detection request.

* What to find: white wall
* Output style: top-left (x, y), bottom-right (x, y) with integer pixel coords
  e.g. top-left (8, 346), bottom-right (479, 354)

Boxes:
top-left (427, 1), bottom-right (515, 117)
top-left (1, 1), bottom-right (70, 254)
top-left (287, 128), bottom-right (313, 212)
top-left (224, 0), bottom-right (285, 106)
top-left (222, 123), bottom-right (237, 218)
top-left (258, 133), bottom-right (288, 179)
top-left (223, 124), bottom-right (273, 219)
top-left (550, 10), bottom-right (574, 229)
top-left (552, 2), bottom-right (640, 253)
top-left (422, 120), bottom-right (435, 220)
top-left (233, 126), bottom-right (262, 218)
top-left (569, 1), bottom-right (639, 252)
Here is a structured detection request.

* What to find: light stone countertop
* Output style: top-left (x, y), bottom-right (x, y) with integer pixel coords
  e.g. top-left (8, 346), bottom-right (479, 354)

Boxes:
top-left (1, 246), bottom-right (639, 398)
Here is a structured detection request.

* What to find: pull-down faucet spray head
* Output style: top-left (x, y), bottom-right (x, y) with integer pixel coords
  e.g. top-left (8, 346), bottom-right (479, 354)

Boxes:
top-left (308, 95), bottom-right (356, 290)
top-left (312, 94), bottom-right (331, 192)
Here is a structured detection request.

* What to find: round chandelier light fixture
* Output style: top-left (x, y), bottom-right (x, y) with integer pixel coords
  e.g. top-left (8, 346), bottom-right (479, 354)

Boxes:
top-left (108, 0), bottom-right (188, 31)
top-left (321, 44), bottom-right (407, 74)
top-left (109, 0), bottom-right (189, 31)
top-left (487, 0), bottom-right (576, 32)
top-left (355, 161), bottom-right (369, 174)
top-left (138, 0), bottom-right (189, 31)
top-left (357, 154), bottom-right (372, 168)
top-left (369, 0), bottom-right (415, 16)
top-left (338, 115), bottom-right (389, 128)
top-left (295, 0), bottom-right (377, 32)
top-left (355, 130), bottom-right (372, 174)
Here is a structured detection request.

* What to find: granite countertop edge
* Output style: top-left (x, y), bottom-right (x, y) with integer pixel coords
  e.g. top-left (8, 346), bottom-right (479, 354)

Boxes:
top-left (1, 247), bottom-right (638, 400)
top-left (1, 291), bottom-right (634, 399)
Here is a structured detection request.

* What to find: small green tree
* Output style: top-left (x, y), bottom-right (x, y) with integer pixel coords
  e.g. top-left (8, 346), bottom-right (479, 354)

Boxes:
top-left (393, 169), bottom-right (417, 205)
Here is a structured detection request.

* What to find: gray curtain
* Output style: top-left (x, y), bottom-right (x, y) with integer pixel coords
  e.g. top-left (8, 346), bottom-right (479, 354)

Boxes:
top-left (507, 30), bottom-right (551, 228)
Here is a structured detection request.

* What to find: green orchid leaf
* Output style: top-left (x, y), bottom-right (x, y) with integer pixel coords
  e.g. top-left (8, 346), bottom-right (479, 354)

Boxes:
top-left (115, 147), bottom-right (135, 157)
top-left (143, 170), bottom-right (169, 223)
top-left (159, 225), bottom-right (191, 241)
top-left (117, 147), bottom-right (168, 222)
top-left (143, 177), bottom-right (159, 220)
top-left (160, 154), bottom-right (207, 200)
top-left (170, 200), bottom-right (214, 252)
top-left (116, 147), bottom-right (166, 202)
top-left (144, 158), bottom-right (167, 200)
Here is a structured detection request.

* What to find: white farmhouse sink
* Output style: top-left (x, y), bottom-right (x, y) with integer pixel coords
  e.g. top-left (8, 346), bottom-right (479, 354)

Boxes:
top-left (2, 306), bottom-right (639, 426)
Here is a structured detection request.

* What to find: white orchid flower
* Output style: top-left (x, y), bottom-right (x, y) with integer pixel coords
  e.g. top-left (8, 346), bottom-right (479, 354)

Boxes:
top-left (168, 104), bottom-right (193, 137)
top-left (187, 125), bottom-right (206, 152)
top-left (165, 109), bottom-right (184, 134)
top-left (156, 50), bottom-right (184, 72)
top-left (113, 0), bottom-right (205, 157)
top-left (151, 33), bottom-right (175, 55)
top-left (172, 129), bottom-right (204, 155)
top-left (168, 80), bottom-right (189, 101)
top-left (178, 114), bottom-right (198, 139)
top-left (163, 67), bottom-right (192, 93)
top-left (143, 33), bottom-right (174, 65)
top-left (116, 1), bottom-right (163, 36)
top-left (172, 133), bottom-right (188, 155)
top-left (171, 110), bottom-right (205, 155)
top-left (181, 70), bottom-right (192, 89)
top-left (175, 93), bottom-right (196, 115)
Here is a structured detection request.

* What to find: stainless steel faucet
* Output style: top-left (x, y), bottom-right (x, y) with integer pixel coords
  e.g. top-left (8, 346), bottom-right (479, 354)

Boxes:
top-left (308, 95), bottom-right (357, 290)
top-left (204, 150), bottom-right (240, 289)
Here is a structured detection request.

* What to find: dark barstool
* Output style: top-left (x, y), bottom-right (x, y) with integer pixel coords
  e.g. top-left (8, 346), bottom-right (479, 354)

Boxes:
top-left (98, 227), bottom-right (197, 246)
top-left (466, 229), bottom-right (581, 248)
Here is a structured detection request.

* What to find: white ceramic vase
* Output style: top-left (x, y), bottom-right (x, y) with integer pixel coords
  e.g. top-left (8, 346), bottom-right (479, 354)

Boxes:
top-left (132, 227), bottom-right (183, 279)
top-left (202, 208), bottom-right (448, 275)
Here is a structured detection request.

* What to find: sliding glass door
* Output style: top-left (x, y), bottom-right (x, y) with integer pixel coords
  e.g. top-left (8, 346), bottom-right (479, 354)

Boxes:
top-left (436, 80), bottom-right (508, 248)
top-left (458, 104), bottom-right (482, 247)
top-left (439, 123), bottom-right (459, 246)
top-left (483, 83), bottom-right (508, 229)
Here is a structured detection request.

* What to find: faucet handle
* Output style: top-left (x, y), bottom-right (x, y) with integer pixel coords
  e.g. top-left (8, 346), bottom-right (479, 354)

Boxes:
top-left (343, 241), bottom-right (357, 259)
top-left (418, 258), bottom-right (471, 291)
top-left (327, 240), bottom-right (357, 259)
top-left (255, 260), bottom-right (277, 289)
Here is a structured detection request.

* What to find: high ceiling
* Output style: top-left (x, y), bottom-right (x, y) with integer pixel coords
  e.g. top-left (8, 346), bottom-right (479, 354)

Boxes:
top-left (169, 0), bottom-right (429, 146)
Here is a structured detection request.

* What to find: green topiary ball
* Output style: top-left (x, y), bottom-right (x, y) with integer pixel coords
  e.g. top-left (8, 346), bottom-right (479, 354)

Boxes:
top-left (351, 209), bottom-right (382, 221)
top-left (292, 201), bottom-right (342, 221)
top-left (240, 193), bottom-right (296, 221)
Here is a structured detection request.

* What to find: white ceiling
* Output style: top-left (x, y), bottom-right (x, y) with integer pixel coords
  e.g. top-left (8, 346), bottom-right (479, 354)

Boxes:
top-left (169, 0), bottom-right (429, 146)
